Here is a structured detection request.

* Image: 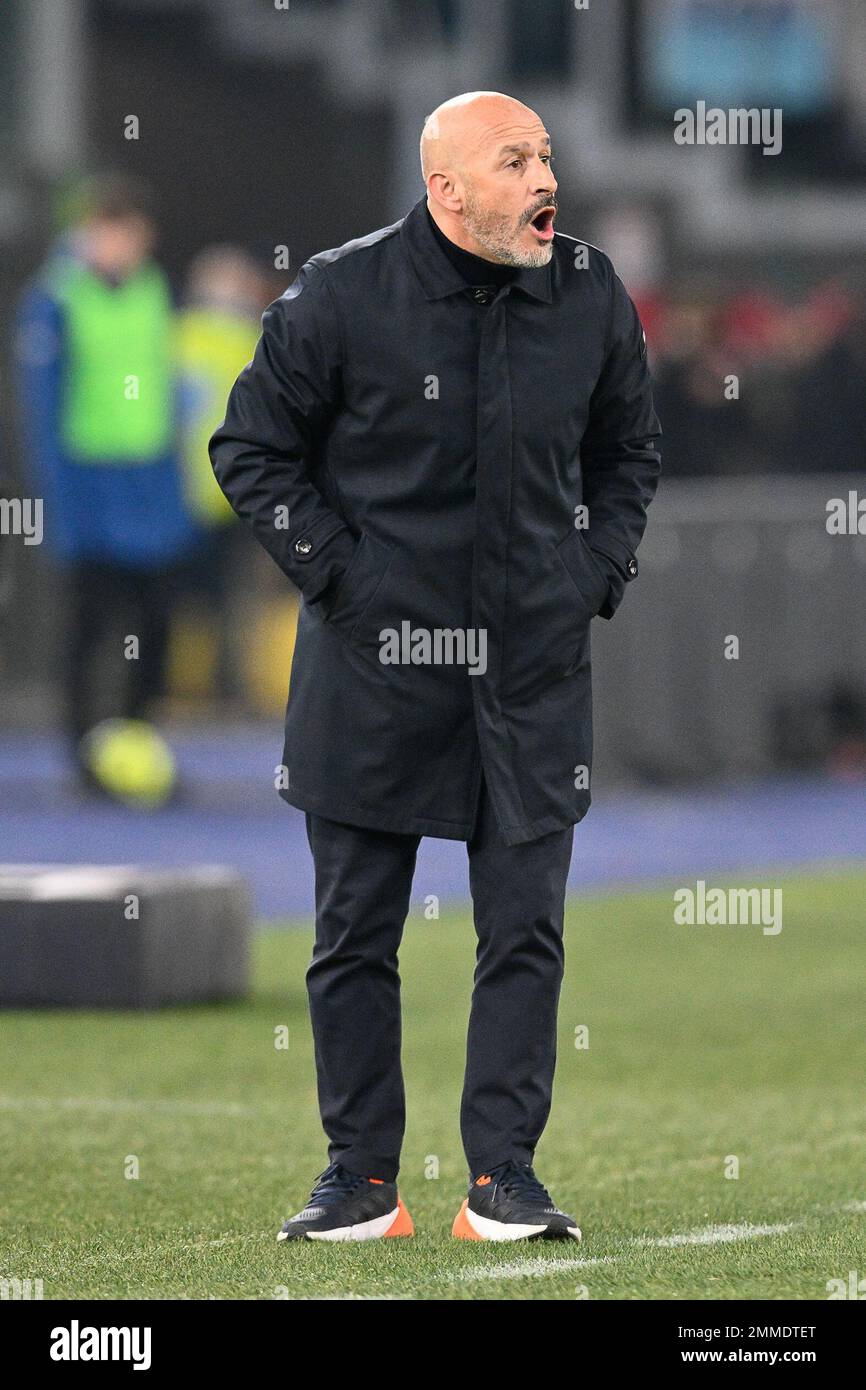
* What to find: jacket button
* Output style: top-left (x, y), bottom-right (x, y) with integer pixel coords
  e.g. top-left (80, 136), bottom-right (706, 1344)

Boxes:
top-left (473, 288), bottom-right (491, 304)
top-left (294, 538), bottom-right (313, 556)
top-left (627, 557), bottom-right (638, 578)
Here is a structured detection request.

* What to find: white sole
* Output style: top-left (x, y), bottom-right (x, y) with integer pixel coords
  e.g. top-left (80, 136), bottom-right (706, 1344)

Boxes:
top-left (277, 1205), bottom-right (400, 1243)
top-left (464, 1204), bottom-right (582, 1242)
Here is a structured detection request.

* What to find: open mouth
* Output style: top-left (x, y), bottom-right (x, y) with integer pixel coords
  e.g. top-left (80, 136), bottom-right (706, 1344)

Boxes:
top-left (528, 206), bottom-right (556, 242)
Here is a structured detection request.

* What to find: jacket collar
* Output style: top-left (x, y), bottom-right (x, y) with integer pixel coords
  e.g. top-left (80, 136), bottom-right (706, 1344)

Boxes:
top-left (401, 197), bottom-right (553, 304)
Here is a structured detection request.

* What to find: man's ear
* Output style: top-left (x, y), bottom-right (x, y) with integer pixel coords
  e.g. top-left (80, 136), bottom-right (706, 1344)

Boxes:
top-left (427, 173), bottom-right (463, 215)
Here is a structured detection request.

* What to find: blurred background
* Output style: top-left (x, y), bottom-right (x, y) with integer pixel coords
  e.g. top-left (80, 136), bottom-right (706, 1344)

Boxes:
top-left (1, 0), bottom-right (865, 918)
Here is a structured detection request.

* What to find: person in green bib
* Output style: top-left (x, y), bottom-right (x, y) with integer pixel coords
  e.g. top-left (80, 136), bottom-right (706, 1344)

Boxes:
top-left (17, 173), bottom-right (194, 788)
top-left (174, 245), bottom-right (263, 706)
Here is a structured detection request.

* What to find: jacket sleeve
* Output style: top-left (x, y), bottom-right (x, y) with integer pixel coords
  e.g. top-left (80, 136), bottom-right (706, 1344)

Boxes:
top-left (15, 284), bottom-right (77, 561)
top-left (580, 266), bottom-right (662, 619)
top-left (209, 262), bottom-right (356, 602)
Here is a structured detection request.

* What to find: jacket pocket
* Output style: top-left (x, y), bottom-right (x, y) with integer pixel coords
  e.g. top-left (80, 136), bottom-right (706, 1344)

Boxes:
top-left (554, 527), bottom-right (611, 624)
top-left (503, 532), bottom-right (600, 701)
top-left (318, 531), bottom-right (395, 643)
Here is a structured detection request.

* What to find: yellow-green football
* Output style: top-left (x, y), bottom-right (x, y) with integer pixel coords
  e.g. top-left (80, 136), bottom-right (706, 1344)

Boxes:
top-left (80, 718), bottom-right (177, 808)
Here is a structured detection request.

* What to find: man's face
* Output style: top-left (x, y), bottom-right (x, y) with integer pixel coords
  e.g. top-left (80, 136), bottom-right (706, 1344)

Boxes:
top-left (83, 214), bottom-right (154, 279)
top-left (458, 113), bottom-right (558, 268)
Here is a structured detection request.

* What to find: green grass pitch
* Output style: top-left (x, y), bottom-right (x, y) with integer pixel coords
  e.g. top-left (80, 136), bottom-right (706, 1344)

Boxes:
top-left (1, 868), bottom-right (864, 1300)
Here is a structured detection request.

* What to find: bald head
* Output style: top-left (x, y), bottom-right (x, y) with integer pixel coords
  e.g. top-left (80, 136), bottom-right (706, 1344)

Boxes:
top-left (419, 91), bottom-right (559, 269)
top-left (420, 91), bottom-right (538, 182)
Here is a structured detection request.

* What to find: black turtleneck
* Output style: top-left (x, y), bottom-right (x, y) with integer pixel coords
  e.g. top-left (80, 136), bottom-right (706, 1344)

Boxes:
top-left (425, 205), bottom-right (518, 288)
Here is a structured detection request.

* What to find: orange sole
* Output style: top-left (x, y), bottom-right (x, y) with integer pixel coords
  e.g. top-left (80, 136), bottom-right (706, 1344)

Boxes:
top-left (384, 1197), bottom-right (415, 1237)
top-left (451, 1198), bottom-right (484, 1240)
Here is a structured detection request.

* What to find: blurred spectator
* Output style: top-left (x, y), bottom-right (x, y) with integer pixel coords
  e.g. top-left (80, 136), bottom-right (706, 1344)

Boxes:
top-left (650, 278), bottom-right (863, 477)
top-left (651, 292), bottom-right (754, 476)
top-left (15, 172), bottom-right (192, 785)
top-left (792, 293), bottom-right (866, 474)
top-left (174, 246), bottom-right (264, 705)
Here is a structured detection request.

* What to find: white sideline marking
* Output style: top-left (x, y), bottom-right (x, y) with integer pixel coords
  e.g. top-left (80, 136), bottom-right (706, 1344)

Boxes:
top-left (0, 1094), bottom-right (251, 1118)
top-left (646, 1221), bottom-right (799, 1248)
top-left (449, 1255), bottom-right (617, 1283)
top-left (449, 1217), bottom-right (807, 1284)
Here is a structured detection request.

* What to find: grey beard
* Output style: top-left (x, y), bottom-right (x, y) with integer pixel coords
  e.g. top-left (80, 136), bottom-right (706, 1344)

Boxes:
top-left (462, 196), bottom-right (554, 269)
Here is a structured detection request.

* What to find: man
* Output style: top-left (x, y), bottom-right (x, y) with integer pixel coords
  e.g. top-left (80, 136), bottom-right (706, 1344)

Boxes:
top-left (175, 245), bottom-right (264, 705)
top-left (210, 91), bottom-right (661, 1242)
top-left (17, 174), bottom-right (192, 787)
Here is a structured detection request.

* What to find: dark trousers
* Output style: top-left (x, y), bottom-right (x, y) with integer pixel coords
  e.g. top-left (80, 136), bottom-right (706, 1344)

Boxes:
top-left (304, 776), bottom-right (574, 1181)
top-left (65, 560), bottom-right (175, 748)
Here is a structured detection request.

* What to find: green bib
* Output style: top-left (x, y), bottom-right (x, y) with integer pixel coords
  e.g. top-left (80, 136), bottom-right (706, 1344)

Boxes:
top-left (50, 260), bottom-right (174, 461)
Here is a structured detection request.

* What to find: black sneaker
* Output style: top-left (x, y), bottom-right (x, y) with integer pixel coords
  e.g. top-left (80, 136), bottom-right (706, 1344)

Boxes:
top-left (452, 1161), bottom-right (581, 1242)
top-left (277, 1162), bottom-right (414, 1242)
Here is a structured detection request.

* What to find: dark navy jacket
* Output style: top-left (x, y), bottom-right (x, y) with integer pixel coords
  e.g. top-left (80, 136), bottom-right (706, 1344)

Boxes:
top-left (210, 197), bottom-right (661, 844)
